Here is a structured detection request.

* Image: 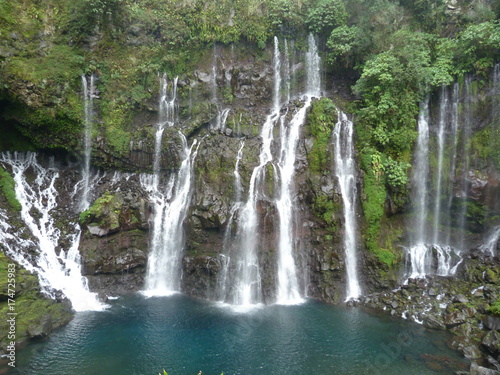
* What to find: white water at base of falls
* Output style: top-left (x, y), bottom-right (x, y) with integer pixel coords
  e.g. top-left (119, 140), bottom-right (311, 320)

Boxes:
top-left (333, 112), bottom-right (361, 301)
top-left (141, 134), bottom-right (200, 297)
top-left (0, 152), bottom-right (105, 312)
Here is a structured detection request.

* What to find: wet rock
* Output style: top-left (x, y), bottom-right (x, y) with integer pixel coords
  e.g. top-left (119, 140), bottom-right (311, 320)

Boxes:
top-left (445, 311), bottom-right (468, 327)
top-left (484, 317), bottom-right (500, 331)
top-left (454, 294), bottom-right (470, 304)
top-left (463, 345), bottom-right (483, 360)
top-left (470, 362), bottom-right (500, 375)
top-left (482, 331), bottom-right (500, 354)
top-left (424, 314), bottom-right (446, 330)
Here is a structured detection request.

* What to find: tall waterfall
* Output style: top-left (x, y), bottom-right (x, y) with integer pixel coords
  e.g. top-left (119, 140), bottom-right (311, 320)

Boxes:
top-left (305, 34), bottom-right (321, 97)
top-left (0, 152), bottom-right (105, 311)
top-left (221, 37), bottom-right (283, 307)
top-left (142, 134), bottom-right (199, 296)
top-left (275, 35), bottom-right (320, 303)
top-left (216, 35), bottom-right (321, 306)
top-left (333, 112), bottom-right (361, 300)
top-left (406, 83), bottom-right (472, 278)
top-left (142, 74), bottom-right (200, 297)
top-left (407, 101), bottom-right (432, 278)
top-left (80, 74), bottom-right (95, 211)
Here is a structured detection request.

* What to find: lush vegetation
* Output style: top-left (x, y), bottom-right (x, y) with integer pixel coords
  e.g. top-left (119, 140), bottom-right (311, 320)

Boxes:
top-left (1, 0), bottom-right (499, 264)
top-left (0, 166), bottom-right (21, 211)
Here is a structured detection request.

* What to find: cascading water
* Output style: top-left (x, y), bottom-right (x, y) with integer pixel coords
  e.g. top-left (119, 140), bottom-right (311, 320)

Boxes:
top-left (141, 74), bottom-right (198, 296)
top-left (406, 82), bottom-right (474, 279)
top-left (305, 34), bottom-right (321, 97)
top-left (142, 134), bottom-right (199, 296)
top-left (218, 141), bottom-right (245, 302)
top-left (211, 47), bottom-right (231, 131)
top-left (275, 34), bottom-right (321, 304)
top-left (407, 101), bottom-right (432, 278)
top-left (333, 112), bottom-right (361, 300)
top-left (80, 74), bottom-right (95, 211)
top-left (480, 227), bottom-right (500, 256)
top-left (220, 37), bottom-right (283, 307)
top-left (218, 35), bottom-right (321, 306)
top-left (275, 98), bottom-right (310, 304)
top-left (0, 152), bottom-right (105, 311)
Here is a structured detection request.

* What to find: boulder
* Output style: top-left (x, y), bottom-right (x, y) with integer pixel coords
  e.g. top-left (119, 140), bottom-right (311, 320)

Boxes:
top-left (482, 331), bottom-right (500, 354)
top-left (470, 362), bottom-right (500, 375)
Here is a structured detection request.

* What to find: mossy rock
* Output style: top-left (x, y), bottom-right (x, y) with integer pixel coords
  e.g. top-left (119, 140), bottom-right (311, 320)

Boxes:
top-left (0, 252), bottom-right (73, 353)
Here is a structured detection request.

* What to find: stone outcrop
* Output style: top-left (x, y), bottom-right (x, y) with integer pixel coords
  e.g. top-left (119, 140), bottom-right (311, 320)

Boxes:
top-left (78, 175), bottom-right (151, 297)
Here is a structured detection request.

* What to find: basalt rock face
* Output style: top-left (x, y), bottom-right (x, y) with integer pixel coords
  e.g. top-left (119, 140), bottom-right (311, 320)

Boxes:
top-left (78, 174), bottom-right (151, 297)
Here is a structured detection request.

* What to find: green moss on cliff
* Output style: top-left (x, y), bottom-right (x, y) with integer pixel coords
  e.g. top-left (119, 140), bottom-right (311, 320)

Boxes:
top-left (306, 98), bottom-right (337, 173)
top-left (471, 120), bottom-right (500, 169)
top-left (80, 192), bottom-right (122, 231)
top-left (0, 166), bottom-right (21, 211)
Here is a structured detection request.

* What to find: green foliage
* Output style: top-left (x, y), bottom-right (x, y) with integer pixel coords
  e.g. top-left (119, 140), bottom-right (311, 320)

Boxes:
top-left (373, 248), bottom-right (395, 267)
top-left (455, 21), bottom-right (500, 75)
top-left (326, 25), bottom-right (359, 66)
top-left (471, 121), bottom-right (500, 169)
top-left (313, 194), bottom-right (337, 226)
top-left (489, 299), bottom-right (500, 316)
top-left (0, 166), bottom-right (21, 211)
top-left (383, 157), bottom-right (410, 189)
top-left (306, 0), bottom-right (347, 35)
top-left (79, 191), bottom-right (117, 226)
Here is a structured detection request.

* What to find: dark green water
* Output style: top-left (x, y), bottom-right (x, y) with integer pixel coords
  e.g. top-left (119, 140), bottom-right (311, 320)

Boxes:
top-left (8, 295), bottom-right (467, 375)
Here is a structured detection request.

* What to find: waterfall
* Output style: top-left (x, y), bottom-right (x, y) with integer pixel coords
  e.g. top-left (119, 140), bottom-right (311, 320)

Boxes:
top-left (284, 39), bottom-right (291, 103)
top-left (142, 134), bottom-right (200, 296)
top-left (159, 74), bottom-right (178, 128)
top-left (306, 34), bottom-right (321, 97)
top-left (218, 141), bottom-right (245, 302)
top-left (80, 74), bottom-right (95, 211)
top-left (275, 97), bottom-right (310, 304)
top-left (480, 227), bottom-right (500, 256)
top-left (406, 82), bottom-right (474, 279)
top-left (407, 100), bottom-right (431, 278)
top-left (0, 152), bottom-right (105, 311)
top-left (211, 47), bottom-right (231, 131)
top-left (219, 35), bottom-right (320, 306)
top-left (275, 34), bottom-right (321, 303)
top-left (141, 74), bottom-right (198, 296)
top-left (432, 85), bottom-right (448, 244)
top-left (221, 37), bottom-right (284, 307)
top-left (333, 112), bottom-right (361, 300)
top-left (234, 141), bottom-right (245, 202)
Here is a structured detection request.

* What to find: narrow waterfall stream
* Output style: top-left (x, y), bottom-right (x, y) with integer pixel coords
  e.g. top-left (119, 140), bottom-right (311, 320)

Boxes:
top-left (333, 112), bottom-right (361, 300)
top-left (408, 100), bottom-right (431, 278)
top-left (0, 152), bottom-right (104, 311)
top-left (141, 75), bottom-right (199, 296)
top-left (80, 74), bottom-right (95, 211)
top-left (142, 134), bottom-right (199, 296)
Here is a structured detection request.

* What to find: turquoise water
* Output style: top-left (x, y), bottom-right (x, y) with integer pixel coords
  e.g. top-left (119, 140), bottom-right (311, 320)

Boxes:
top-left (9, 295), bottom-right (467, 375)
